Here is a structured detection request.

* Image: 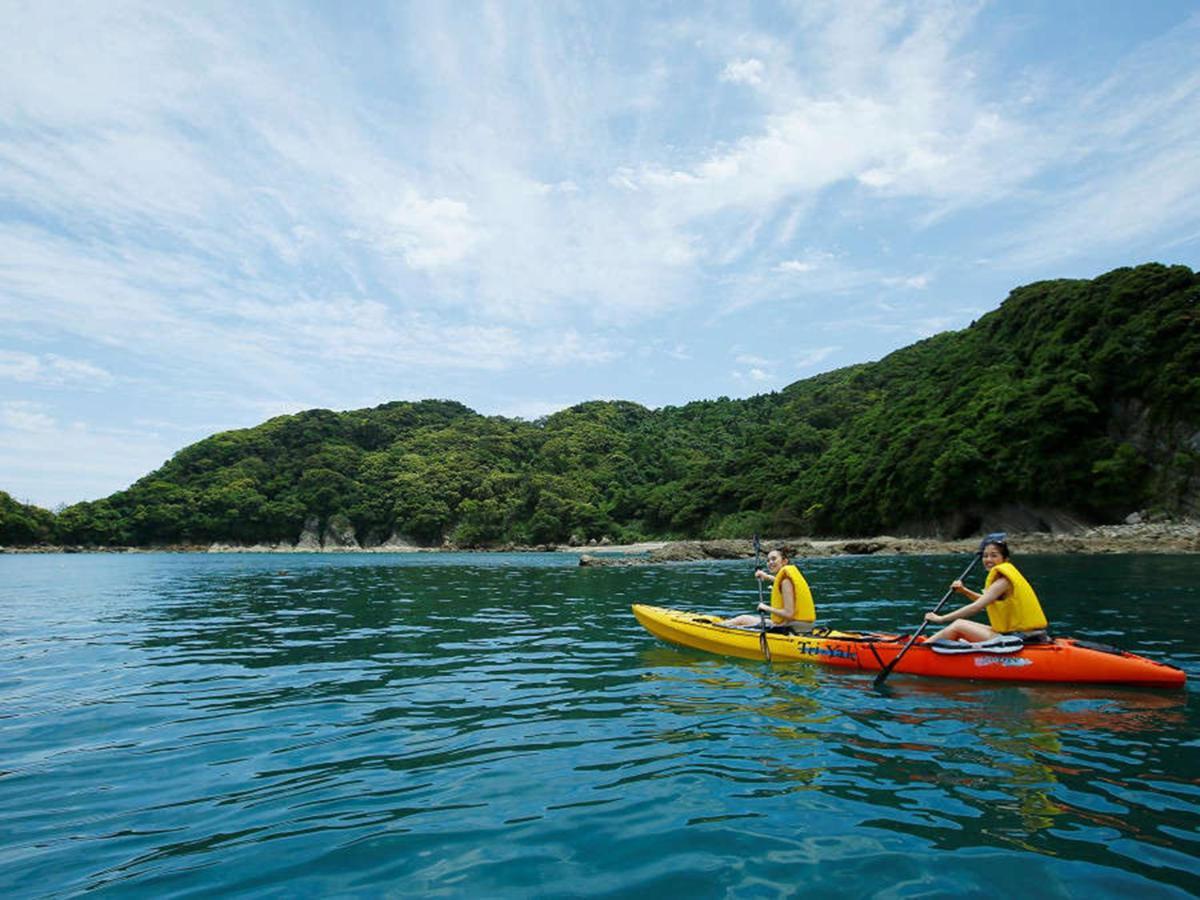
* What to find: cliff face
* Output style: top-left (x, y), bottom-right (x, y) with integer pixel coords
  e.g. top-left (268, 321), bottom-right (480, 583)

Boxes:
top-left (1108, 397), bottom-right (1200, 517)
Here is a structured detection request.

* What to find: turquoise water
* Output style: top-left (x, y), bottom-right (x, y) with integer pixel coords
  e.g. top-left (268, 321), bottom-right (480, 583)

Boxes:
top-left (1, 552), bottom-right (1197, 898)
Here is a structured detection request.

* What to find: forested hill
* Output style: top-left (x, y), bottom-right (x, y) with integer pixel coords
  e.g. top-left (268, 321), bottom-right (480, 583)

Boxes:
top-left (4, 263), bottom-right (1198, 548)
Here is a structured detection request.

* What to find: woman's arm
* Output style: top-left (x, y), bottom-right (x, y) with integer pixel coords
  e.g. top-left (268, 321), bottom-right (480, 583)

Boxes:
top-left (951, 578), bottom-right (980, 601)
top-left (760, 577), bottom-right (797, 620)
top-left (926, 576), bottom-right (1010, 625)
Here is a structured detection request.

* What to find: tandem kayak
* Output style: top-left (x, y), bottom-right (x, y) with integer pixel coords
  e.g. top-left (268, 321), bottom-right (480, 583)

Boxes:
top-left (631, 604), bottom-right (1186, 687)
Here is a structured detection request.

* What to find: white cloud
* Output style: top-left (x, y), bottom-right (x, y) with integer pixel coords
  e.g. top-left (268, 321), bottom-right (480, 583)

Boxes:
top-left (0, 219), bottom-right (622, 399)
top-left (882, 273), bottom-right (931, 289)
top-left (0, 351), bottom-right (115, 388)
top-left (974, 13), bottom-right (1200, 266)
top-left (795, 346), bottom-right (840, 369)
top-left (735, 353), bottom-right (772, 367)
top-left (490, 398), bottom-right (572, 421)
top-left (535, 330), bottom-right (620, 367)
top-left (732, 366), bottom-right (774, 385)
top-left (616, 4), bottom-right (1033, 231)
top-left (0, 0), bottom-right (1088, 345)
top-left (378, 192), bottom-right (484, 271)
top-left (0, 408), bottom-right (180, 508)
top-left (0, 352), bottom-right (40, 383)
top-left (721, 58), bottom-right (765, 87)
top-left (911, 316), bottom-right (960, 338)
top-left (777, 260), bottom-right (817, 274)
top-left (1, 401), bottom-right (56, 432)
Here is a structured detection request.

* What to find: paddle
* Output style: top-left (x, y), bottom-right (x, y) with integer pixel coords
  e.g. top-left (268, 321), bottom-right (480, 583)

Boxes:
top-left (754, 533), bottom-right (771, 663)
top-left (872, 531), bottom-right (1007, 688)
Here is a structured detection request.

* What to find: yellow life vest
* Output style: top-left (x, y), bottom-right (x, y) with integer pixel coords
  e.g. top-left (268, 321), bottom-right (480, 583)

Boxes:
top-left (771, 564), bottom-right (815, 624)
top-left (984, 561), bottom-right (1047, 632)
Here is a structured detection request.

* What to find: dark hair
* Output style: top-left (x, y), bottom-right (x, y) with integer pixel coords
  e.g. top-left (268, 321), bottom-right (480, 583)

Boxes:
top-left (770, 545), bottom-right (792, 559)
top-left (983, 539), bottom-right (1010, 560)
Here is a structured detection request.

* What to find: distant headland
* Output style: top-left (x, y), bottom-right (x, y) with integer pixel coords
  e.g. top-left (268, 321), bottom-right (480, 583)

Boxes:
top-left (3, 264), bottom-right (1198, 553)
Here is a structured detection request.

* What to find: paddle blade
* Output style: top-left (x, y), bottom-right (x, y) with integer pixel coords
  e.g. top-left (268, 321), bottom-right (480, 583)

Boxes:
top-left (757, 607), bottom-right (772, 663)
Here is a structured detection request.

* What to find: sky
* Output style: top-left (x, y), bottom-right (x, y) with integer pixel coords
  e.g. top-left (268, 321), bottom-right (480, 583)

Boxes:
top-left (2, 0), bottom-right (1199, 510)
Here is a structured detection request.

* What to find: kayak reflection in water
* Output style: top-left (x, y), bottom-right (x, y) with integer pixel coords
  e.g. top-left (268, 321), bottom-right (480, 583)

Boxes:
top-left (721, 545), bottom-right (816, 634)
top-left (925, 538), bottom-right (1050, 644)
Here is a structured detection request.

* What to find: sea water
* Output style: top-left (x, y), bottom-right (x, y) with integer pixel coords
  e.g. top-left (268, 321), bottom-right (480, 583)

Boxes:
top-left (1, 552), bottom-right (1197, 897)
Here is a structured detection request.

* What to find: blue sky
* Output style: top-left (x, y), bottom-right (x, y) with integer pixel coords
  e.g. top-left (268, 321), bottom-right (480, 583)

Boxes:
top-left (2, 1), bottom-right (1199, 509)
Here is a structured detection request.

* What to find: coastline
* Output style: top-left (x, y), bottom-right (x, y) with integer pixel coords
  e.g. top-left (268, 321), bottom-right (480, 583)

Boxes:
top-left (3, 521), bottom-right (1198, 557)
top-left (577, 521), bottom-right (1200, 565)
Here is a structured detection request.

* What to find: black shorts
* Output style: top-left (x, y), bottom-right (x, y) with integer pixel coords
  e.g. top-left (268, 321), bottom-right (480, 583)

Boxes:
top-left (766, 623), bottom-right (815, 635)
top-left (1006, 628), bottom-right (1051, 644)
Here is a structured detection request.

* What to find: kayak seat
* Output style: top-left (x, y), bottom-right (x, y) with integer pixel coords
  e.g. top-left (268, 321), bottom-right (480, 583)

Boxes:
top-left (928, 635), bottom-right (1025, 655)
top-left (1012, 629), bottom-right (1052, 644)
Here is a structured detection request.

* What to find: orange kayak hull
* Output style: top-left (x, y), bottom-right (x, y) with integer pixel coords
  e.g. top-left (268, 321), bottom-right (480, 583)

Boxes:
top-left (631, 604), bottom-right (1186, 687)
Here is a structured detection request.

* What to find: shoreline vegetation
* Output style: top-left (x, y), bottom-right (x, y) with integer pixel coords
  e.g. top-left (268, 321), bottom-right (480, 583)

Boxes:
top-left (4, 520), bottom-right (1198, 560)
top-left (3, 265), bottom-right (1198, 554)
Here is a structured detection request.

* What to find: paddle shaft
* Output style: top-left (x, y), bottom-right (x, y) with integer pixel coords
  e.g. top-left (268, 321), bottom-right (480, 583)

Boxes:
top-left (754, 535), bottom-right (771, 663)
top-left (873, 552), bottom-right (982, 687)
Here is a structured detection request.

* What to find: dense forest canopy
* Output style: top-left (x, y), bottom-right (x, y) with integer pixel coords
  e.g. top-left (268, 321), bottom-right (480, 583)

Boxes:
top-left (4, 263), bottom-right (1198, 547)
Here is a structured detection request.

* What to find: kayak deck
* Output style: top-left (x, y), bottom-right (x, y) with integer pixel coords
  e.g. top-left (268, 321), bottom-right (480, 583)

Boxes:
top-left (631, 604), bottom-right (1186, 687)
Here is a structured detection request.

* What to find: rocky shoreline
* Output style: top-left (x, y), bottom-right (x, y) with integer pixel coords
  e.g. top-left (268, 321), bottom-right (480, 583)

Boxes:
top-left (576, 520), bottom-right (1200, 566)
top-left (4, 520), bottom-right (1199, 558)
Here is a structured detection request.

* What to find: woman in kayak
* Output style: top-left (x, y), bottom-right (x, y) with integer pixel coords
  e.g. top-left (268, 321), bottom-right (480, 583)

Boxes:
top-left (925, 538), bottom-right (1049, 643)
top-left (721, 546), bottom-right (815, 634)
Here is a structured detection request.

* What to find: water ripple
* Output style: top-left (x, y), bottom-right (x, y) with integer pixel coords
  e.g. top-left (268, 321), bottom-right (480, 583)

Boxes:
top-left (0, 552), bottom-right (1197, 897)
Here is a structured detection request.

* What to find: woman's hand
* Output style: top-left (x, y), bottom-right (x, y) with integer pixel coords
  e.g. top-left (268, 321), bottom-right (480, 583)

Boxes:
top-left (755, 568), bottom-right (771, 582)
top-left (925, 612), bottom-right (945, 624)
top-left (951, 579), bottom-right (966, 593)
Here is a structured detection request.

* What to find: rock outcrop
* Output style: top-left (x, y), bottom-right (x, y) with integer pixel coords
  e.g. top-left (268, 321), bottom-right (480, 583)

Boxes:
top-left (295, 516), bottom-right (322, 551)
top-left (322, 514), bottom-right (360, 550)
top-left (377, 531), bottom-right (420, 551)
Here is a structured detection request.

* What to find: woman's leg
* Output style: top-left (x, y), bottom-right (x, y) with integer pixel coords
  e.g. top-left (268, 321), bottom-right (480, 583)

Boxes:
top-left (928, 619), bottom-right (997, 643)
top-left (720, 614), bottom-right (763, 628)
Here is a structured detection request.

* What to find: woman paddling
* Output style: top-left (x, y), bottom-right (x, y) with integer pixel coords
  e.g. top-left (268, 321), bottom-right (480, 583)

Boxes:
top-left (925, 538), bottom-right (1049, 643)
top-left (721, 545), bottom-right (816, 634)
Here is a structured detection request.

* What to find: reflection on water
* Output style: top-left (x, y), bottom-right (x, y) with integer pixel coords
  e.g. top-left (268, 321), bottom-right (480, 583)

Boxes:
top-left (0, 552), bottom-right (1197, 897)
